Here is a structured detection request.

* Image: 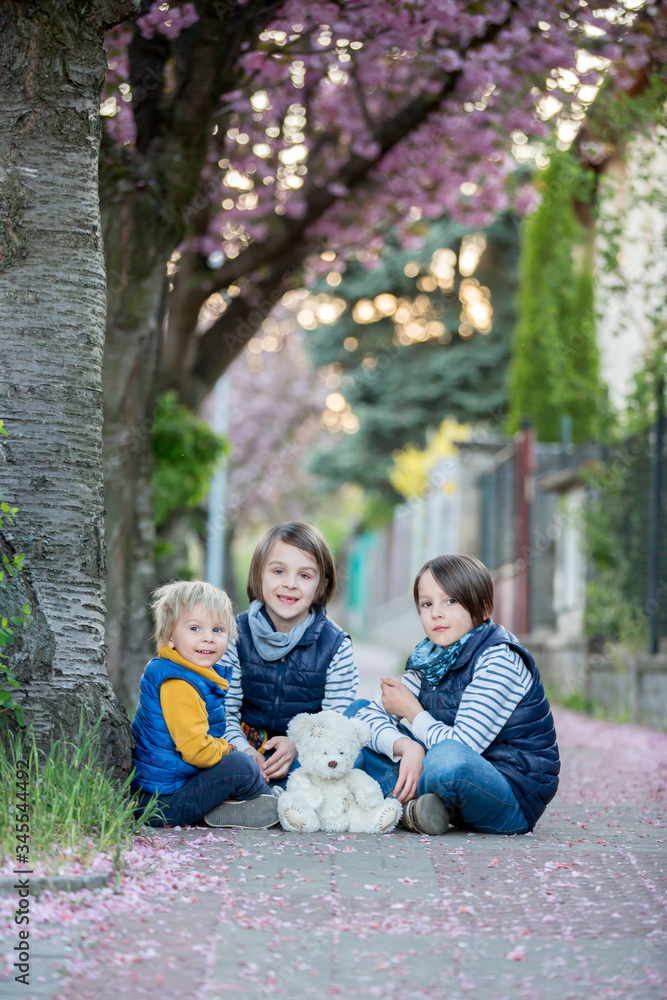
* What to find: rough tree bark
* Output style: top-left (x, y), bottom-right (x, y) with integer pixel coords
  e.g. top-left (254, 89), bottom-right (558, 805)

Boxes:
top-left (0, 0), bottom-right (139, 770)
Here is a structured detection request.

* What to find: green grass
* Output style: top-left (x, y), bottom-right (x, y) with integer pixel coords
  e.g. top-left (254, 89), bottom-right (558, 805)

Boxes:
top-left (0, 719), bottom-right (160, 874)
top-left (547, 687), bottom-right (594, 714)
top-left (546, 685), bottom-right (632, 725)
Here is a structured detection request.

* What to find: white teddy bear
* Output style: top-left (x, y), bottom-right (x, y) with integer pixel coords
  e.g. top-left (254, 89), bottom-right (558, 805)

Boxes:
top-left (277, 710), bottom-right (403, 834)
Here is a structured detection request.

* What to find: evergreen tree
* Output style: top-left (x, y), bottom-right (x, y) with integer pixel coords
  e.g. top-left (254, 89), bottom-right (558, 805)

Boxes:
top-left (506, 152), bottom-right (602, 442)
top-left (304, 213), bottom-right (520, 499)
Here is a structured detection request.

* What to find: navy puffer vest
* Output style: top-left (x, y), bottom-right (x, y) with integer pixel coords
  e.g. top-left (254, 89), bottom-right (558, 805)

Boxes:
top-left (132, 656), bottom-right (232, 795)
top-left (408, 622), bottom-right (559, 831)
top-left (236, 606), bottom-right (347, 735)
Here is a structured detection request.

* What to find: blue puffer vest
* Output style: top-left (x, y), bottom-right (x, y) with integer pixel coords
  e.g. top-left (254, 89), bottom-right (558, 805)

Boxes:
top-left (132, 655), bottom-right (232, 795)
top-left (236, 606), bottom-right (347, 735)
top-left (408, 622), bottom-right (560, 831)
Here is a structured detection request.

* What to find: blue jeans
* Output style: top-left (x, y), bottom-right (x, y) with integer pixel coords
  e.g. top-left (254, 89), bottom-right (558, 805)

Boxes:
top-left (133, 752), bottom-right (271, 827)
top-left (349, 700), bottom-right (529, 835)
top-left (345, 699), bottom-right (372, 769)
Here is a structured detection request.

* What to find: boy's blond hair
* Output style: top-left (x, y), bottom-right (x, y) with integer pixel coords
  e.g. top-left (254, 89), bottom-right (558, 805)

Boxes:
top-left (151, 580), bottom-right (237, 649)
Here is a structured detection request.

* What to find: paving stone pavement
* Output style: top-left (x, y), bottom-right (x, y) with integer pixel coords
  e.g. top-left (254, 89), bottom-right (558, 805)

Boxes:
top-left (1, 644), bottom-right (665, 1000)
top-left (6, 807), bottom-right (663, 1000)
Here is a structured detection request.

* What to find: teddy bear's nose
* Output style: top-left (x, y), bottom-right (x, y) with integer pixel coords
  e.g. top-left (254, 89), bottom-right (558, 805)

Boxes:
top-left (327, 760), bottom-right (338, 769)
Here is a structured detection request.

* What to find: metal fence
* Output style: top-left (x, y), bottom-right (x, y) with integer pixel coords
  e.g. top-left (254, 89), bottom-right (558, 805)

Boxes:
top-left (598, 426), bottom-right (667, 643)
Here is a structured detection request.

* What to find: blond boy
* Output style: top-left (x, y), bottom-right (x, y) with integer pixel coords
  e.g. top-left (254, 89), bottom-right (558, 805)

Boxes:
top-left (131, 580), bottom-right (278, 828)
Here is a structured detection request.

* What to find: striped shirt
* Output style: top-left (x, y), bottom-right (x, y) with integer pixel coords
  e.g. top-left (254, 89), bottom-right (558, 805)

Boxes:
top-left (220, 636), bottom-right (358, 751)
top-left (359, 644), bottom-right (531, 761)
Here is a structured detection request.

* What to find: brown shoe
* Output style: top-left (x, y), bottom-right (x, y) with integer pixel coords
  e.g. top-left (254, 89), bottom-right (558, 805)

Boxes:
top-left (401, 794), bottom-right (451, 835)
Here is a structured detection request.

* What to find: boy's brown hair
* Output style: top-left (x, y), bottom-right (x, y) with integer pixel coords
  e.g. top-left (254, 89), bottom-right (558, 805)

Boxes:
top-left (413, 554), bottom-right (493, 627)
top-left (247, 522), bottom-right (336, 609)
top-left (151, 580), bottom-right (237, 649)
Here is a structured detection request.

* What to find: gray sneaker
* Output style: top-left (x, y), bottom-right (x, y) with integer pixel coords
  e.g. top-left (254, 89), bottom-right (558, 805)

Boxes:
top-left (204, 793), bottom-right (280, 829)
top-left (401, 794), bottom-right (451, 835)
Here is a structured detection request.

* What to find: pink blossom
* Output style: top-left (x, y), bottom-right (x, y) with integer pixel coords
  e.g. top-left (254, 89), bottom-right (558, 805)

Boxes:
top-left (137, 1), bottom-right (198, 41)
top-left (102, 1), bottom-right (667, 277)
top-left (221, 326), bottom-right (327, 528)
top-left (506, 946), bottom-right (527, 961)
top-left (513, 183), bottom-right (541, 216)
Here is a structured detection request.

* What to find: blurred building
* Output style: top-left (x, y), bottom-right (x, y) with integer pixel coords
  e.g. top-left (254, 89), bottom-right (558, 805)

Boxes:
top-left (343, 421), bottom-right (666, 725)
top-left (594, 132), bottom-right (667, 409)
top-left (345, 428), bottom-right (599, 678)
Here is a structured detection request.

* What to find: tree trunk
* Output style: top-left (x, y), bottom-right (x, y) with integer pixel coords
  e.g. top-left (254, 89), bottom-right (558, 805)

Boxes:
top-left (99, 1), bottom-right (279, 704)
top-left (101, 175), bottom-right (171, 707)
top-left (0, 0), bottom-right (139, 772)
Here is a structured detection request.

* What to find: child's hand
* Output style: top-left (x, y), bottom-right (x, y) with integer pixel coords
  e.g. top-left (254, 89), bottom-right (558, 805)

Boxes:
top-left (243, 747), bottom-right (267, 770)
top-left (392, 738), bottom-right (425, 803)
top-left (381, 676), bottom-right (423, 724)
top-left (262, 735), bottom-right (297, 780)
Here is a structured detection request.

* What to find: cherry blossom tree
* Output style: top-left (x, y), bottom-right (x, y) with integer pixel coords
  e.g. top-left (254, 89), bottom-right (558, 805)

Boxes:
top-left (100, 0), bottom-right (667, 691)
top-left (216, 320), bottom-right (326, 596)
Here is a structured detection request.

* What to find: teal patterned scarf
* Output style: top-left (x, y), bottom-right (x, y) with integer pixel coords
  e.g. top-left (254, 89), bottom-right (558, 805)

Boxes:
top-left (409, 624), bottom-right (486, 686)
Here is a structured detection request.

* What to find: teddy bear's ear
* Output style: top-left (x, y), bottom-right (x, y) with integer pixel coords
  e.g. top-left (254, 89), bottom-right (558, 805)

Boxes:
top-left (287, 713), bottom-right (318, 744)
top-left (349, 717), bottom-right (370, 746)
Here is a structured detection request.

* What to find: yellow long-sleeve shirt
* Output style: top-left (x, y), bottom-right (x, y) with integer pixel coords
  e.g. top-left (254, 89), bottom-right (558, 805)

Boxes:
top-left (157, 645), bottom-right (233, 769)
